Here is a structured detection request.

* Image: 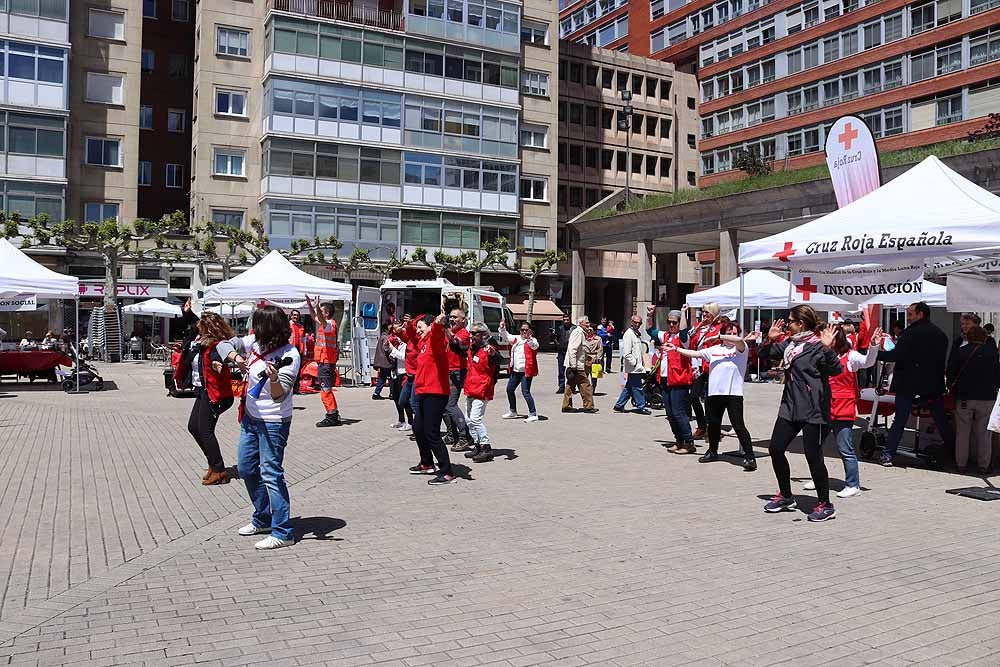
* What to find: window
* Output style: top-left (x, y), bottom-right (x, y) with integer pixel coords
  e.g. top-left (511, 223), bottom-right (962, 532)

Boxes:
top-left (521, 20), bottom-right (548, 45)
top-left (687, 171), bottom-right (696, 186)
top-left (521, 71), bottom-right (549, 96)
top-left (85, 137), bottom-right (121, 167)
top-left (166, 163), bottom-right (184, 187)
top-left (863, 20), bottom-right (880, 49)
top-left (803, 44), bottom-right (819, 69)
top-left (6, 114), bottom-right (64, 157)
top-left (970, 28), bottom-right (1000, 67)
top-left (911, 2), bottom-right (935, 33)
top-left (699, 263), bottom-right (716, 287)
top-left (520, 123), bottom-right (547, 148)
top-left (569, 144), bottom-right (582, 166)
top-left (217, 27), bottom-right (249, 57)
top-left (212, 210), bottom-right (245, 229)
top-left (86, 72), bottom-right (124, 105)
top-left (4, 42), bottom-right (65, 84)
top-left (586, 106), bottom-right (598, 127)
top-left (84, 203), bottom-right (119, 223)
top-left (141, 49), bottom-right (154, 72)
top-left (687, 97), bottom-right (696, 110)
top-left (167, 109), bottom-right (186, 133)
top-left (646, 116), bottom-right (657, 136)
top-left (646, 155), bottom-right (657, 176)
top-left (824, 37), bottom-right (839, 63)
top-left (936, 94), bottom-right (962, 125)
top-left (520, 176), bottom-right (547, 201)
top-left (213, 148), bottom-right (246, 176)
top-left (88, 9), bottom-right (125, 41)
top-left (788, 49), bottom-right (803, 74)
top-left (139, 105), bottom-right (153, 129)
top-left (936, 43), bottom-right (962, 75)
top-left (216, 89), bottom-right (247, 117)
top-left (143, 0), bottom-right (156, 18)
top-left (138, 160), bottom-right (152, 186)
top-left (687, 133), bottom-right (696, 148)
top-left (520, 229), bottom-right (546, 252)
top-left (171, 0), bottom-right (189, 22)
top-left (661, 119), bottom-right (671, 138)
top-left (168, 53), bottom-right (190, 79)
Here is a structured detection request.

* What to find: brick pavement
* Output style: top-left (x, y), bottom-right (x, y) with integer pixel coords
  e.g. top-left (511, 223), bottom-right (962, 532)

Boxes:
top-left (0, 357), bottom-right (998, 666)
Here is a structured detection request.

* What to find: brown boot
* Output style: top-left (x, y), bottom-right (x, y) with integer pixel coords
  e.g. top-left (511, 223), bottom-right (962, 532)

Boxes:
top-left (693, 427), bottom-right (706, 440)
top-left (202, 469), bottom-right (212, 480)
top-left (202, 469), bottom-right (230, 485)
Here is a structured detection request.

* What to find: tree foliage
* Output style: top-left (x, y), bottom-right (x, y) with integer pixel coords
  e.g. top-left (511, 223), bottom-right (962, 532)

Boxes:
top-left (968, 113), bottom-right (1000, 142)
top-left (733, 148), bottom-right (772, 178)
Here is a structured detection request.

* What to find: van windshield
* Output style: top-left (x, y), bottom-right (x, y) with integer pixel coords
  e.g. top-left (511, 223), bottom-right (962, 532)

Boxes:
top-left (481, 305), bottom-right (502, 332)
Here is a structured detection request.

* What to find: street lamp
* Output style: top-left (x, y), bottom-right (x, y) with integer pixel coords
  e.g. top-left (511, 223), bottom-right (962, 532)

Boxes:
top-left (618, 89), bottom-right (633, 205)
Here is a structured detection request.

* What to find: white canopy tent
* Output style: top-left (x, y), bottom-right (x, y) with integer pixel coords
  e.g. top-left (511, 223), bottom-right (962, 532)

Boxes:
top-left (199, 302), bottom-right (255, 318)
top-left (738, 156), bottom-right (1000, 313)
top-left (122, 298), bottom-right (182, 317)
top-left (203, 250), bottom-right (352, 303)
top-left (0, 238), bottom-right (78, 298)
top-left (686, 269), bottom-right (850, 309)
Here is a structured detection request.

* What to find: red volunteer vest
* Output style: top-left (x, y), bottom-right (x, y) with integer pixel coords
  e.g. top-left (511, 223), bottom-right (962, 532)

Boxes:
top-left (658, 331), bottom-right (693, 387)
top-left (464, 344), bottom-right (497, 401)
top-left (315, 321), bottom-right (338, 364)
top-left (508, 337), bottom-right (538, 377)
top-left (829, 353), bottom-right (859, 422)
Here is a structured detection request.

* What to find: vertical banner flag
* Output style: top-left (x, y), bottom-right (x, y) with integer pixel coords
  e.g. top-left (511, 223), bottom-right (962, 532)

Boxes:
top-left (825, 115), bottom-right (881, 208)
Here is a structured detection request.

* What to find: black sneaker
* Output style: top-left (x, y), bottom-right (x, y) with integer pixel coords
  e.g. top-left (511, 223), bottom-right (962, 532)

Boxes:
top-left (807, 502), bottom-right (836, 522)
top-left (879, 453), bottom-right (893, 467)
top-left (561, 407), bottom-right (576, 413)
top-left (428, 474), bottom-right (459, 485)
top-left (698, 450), bottom-right (720, 463)
top-left (451, 438), bottom-right (472, 452)
top-left (315, 413), bottom-right (342, 428)
top-left (464, 443), bottom-right (482, 459)
top-left (371, 394), bottom-right (386, 400)
top-left (764, 494), bottom-right (797, 513)
top-left (613, 406), bottom-right (625, 413)
top-left (743, 457), bottom-right (757, 472)
top-left (636, 409), bottom-right (652, 415)
top-left (472, 446), bottom-right (494, 463)
top-left (442, 433), bottom-right (455, 446)
top-left (582, 408), bottom-right (599, 414)
top-left (408, 464), bottom-right (436, 475)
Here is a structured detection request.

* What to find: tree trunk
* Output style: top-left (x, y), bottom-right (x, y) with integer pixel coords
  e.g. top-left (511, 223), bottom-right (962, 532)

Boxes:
top-left (474, 267), bottom-right (482, 287)
top-left (526, 274), bottom-right (537, 325)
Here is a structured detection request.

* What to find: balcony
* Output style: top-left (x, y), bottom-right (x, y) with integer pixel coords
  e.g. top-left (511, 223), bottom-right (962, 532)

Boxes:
top-left (971, 0), bottom-right (1000, 14)
top-left (268, 0), bottom-right (403, 31)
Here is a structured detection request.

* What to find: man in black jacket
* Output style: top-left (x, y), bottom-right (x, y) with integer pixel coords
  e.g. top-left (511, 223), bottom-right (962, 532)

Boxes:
top-left (877, 301), bottom-right (953, 466)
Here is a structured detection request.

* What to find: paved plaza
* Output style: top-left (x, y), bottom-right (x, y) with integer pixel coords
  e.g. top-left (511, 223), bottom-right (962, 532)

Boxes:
top-left (0, 357), bottom-right (998, 666)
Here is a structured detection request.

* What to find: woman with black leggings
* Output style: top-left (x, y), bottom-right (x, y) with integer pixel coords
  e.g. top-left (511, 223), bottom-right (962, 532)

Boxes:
top-left (763, 305), bottom-right (841, 522)
top-left (409, 313), bottom-right (457, 485)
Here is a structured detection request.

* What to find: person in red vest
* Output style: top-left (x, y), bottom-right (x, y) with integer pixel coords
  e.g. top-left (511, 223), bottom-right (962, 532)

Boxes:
top-left (463, 323), bottom-right (499, 462)
top-left (174, 311), bottom-right (237, 486)
top-left (646, 305), bottom-right (697, 455)
top-left (288, 310), bottom-right (305, 356)
top-left (443, 308), bottom-right (472, 451)
top-left (411, 313), bottom-right (457, 485)
top-left (306, 294), bottom-right (343, 427)
top-left (688, 302), bottom-right (722, 440)
top-left (499, 320), bottom-right (539, 422)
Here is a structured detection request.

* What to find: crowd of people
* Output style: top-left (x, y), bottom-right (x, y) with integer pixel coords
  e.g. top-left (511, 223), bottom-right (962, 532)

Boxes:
top-left (171, 295), bottom-right (999, 549)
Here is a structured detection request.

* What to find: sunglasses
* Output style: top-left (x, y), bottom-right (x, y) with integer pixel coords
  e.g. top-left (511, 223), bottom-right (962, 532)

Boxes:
top-left (668, 320), bottom-right (679, 325)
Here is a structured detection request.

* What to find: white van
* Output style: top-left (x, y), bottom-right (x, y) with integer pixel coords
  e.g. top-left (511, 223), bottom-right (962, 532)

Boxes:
top-left (355, 278), bottom-right (514, 375)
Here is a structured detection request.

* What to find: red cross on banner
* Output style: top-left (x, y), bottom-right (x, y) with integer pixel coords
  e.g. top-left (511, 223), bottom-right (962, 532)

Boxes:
top-left (773, 242), bottom-right (796, 262)
top-left (838, 122), bottom-right (859, 150)
top-left (795, 277), bottom-right (818, 301)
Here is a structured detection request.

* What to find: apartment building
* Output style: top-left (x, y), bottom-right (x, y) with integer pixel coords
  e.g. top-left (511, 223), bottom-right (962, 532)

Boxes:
top-left (560, 0), bottom-right (1000, 186)
top-left (556, 42), bottom-right (699, 322)
top-left (188, 0), bottom-right (560, 290)
top-left (0, 2), bottom-right (70, 224)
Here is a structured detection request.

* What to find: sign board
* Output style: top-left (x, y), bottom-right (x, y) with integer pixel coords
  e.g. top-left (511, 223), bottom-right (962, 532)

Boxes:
top-left (79, 280), bottom-right (169, 299)
top-left (825, 115), bottom-right (881, 209)
top-left (791, 262), bottom-right (925, 304)
top-left (0, 294), bottom-right (37, 311)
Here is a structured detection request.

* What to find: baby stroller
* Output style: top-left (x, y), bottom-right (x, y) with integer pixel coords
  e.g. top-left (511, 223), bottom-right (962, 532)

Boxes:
top-left (59, 345), bottom-right (104, 392)
top-left (630, 349), bottom-right (664, 410)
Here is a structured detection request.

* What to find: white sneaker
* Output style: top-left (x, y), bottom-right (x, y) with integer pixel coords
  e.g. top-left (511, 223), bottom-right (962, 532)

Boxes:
top-left (837, 486), bottom-right (862, 498)
top-left (254, 536), bottom-right (294, 550)
top-left (524, 415), bottom-right (539, 423)
top-left (389, 422), bottom-right (403, 429)
top-left (238, 523), bottom-right (270, 536)
top-left (802, 480), bottom-right (816, 491)
top-left (398, 423), bottom-right (412, 432)
top-left (501, 411), bottom-right (519, 419)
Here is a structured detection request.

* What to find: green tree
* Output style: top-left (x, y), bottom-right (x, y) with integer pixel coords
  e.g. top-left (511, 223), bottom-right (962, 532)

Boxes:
top-left (733, 148), bottom-right (772, 178)
top-left (512, 248), bottom-right (566, 324)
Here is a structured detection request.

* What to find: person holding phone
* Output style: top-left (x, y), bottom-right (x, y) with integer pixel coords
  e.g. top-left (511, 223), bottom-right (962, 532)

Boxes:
top-left (221, 306), bottom-right (302, 550)
top-left (499, 320), bottom-right (539, 422)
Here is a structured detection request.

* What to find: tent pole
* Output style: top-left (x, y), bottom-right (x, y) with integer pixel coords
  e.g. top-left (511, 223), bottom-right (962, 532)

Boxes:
top-left (738, 269), bottom-right (745, 334)
top-left (75, 297), bottom-right (80, 393)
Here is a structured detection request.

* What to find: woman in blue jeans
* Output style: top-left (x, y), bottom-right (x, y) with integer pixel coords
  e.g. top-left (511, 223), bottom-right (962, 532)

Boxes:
top-left (222, 306), bottom-right (302, 550)
top-left (499, 321), bottom-right (539, 422)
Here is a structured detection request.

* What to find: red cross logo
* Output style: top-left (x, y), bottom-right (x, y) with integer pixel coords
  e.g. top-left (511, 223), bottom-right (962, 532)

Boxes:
top-left (773, 241), bottom-right (797, 262)
top-left (838, 122), bottom-right (859, 150)
top-left (795, 277), bottom-right (818, 301)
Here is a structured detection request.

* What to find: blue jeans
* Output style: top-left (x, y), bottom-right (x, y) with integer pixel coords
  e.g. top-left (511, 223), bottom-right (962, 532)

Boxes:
top-left (238, 417), bottom-right (293, 541)
top-left (662, 384), bottom-right (693, 443)
top-left (885, 394), bottom-right (954, 457)
top-left (506, 371), bottom-right (536, 414)
top-left (373, 367), bottom-right (391, 395)
top-left (615, 373), bottom-right (646, 410)
top-left (832, 420), bottom-right (860, 489)
top-left (556, 351), bottom-right (566, 390)
top-left (398, 375), bottom-right (415, 423)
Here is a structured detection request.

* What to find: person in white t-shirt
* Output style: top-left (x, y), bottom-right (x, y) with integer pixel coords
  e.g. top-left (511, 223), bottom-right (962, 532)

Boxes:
top-left (665, 317), bottom-right (758, 471)
top-left (221, 306), bottom-right (302, 551)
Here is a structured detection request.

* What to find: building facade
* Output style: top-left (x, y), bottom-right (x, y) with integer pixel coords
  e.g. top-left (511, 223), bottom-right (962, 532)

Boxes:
top-left (560, 0), bottom-right (1000, 186)
top-left (556, 42), bottom-right (700, 322)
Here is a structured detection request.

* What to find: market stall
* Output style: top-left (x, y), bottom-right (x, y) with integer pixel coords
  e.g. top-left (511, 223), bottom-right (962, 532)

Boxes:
top-left (0, 239), bottom-right (80, 384)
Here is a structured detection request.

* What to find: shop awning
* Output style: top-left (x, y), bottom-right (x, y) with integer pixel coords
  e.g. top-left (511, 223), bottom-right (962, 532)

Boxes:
top-left (506, 299), bottom-right (564, 321)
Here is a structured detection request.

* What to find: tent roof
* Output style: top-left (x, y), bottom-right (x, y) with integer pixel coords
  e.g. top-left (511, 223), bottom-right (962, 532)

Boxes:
top-left (202, 251), bottom-right (352, 303)
top-left (0, 238), bottom-right (79, 299)
top-left (506, 298), bottom-right (564, 321)
top-left (739, 156), bottom-right (1000, 270)
top-left (122, 298), bottom-right (182, 317)
top-left (685, 270), bottom-right (849, 309)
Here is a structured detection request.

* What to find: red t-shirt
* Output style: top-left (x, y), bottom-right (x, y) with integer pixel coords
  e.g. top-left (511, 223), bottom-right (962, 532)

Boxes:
top-left (401, 320), bottom-right (420, 376)
top-left (447, 326), bottom-right (470, 371)
top-left (415, 321), bottom-right (450, 396)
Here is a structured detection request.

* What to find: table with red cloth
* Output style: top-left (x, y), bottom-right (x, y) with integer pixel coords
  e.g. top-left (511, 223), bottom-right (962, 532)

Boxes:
top-left (0, 351), bottom-right (74, 381)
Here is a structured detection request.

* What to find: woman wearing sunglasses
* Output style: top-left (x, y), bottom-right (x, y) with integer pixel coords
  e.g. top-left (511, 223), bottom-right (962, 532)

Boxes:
top-left (763, 305), bottom-right (842, 522)
top-left (499, 320), bottom-right (539, 422)
top-left (645, 305), bottom-right (696, 454)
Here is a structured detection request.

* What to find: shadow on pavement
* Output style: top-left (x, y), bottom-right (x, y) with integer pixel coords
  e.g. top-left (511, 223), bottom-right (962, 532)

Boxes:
top-left (293, 516), bottom-right (347, 541)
